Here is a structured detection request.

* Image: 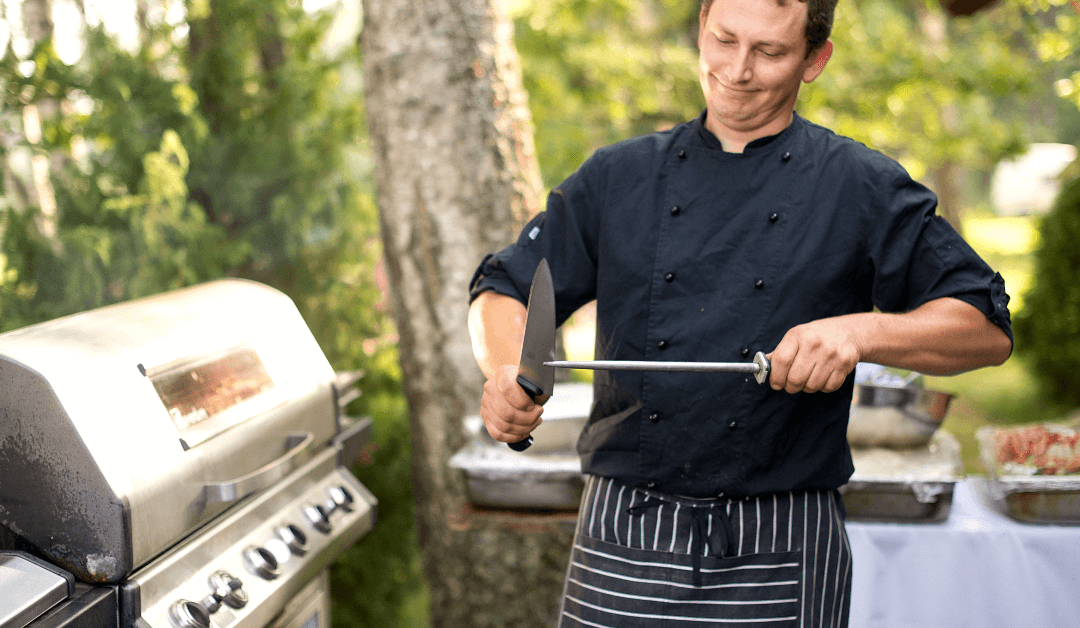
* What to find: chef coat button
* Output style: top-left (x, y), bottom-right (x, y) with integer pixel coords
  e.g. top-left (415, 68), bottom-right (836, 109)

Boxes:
top-left (678, 149), bottom-right (687, 159)
top-left (782, 152), bottom-right (791, 162)
top-left (657, 340), bottom-right (669, 350)
top-left (647, 481), bottom-right (659, 489)
top-left (769, 212), bottom-right (779, 223)
top-left (755, 279), bottom-right (765, 289)
top-left (740, 347), bottom-right (750, 358)
top-left (664, 272), bottom-right (675, 283)
top-left (728, 420), bottom-right (738, 430)
top-left (649, 412), bottom-right (661, 423)
top-left (670, 205), bottom-right (682, 216)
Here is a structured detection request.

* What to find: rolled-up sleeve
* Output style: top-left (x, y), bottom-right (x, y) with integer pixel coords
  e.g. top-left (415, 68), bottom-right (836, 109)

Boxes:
top-left (866, 161), bottom-right (1013, 342)
top-left (469, 158), bottom-right (602, 327)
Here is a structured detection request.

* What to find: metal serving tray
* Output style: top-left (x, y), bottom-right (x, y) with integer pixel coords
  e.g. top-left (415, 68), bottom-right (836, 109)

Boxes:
top-left (977, 425), bottom-right (1080, 524)
top-left (449, 442), bottom-right (584, 510)
top-left (840, 431), bottom-right (964, 523)
top-left (451, 383), bottom-right (591, 510)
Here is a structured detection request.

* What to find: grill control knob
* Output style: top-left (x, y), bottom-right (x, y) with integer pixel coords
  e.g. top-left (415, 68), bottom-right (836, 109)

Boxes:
top-left (304, 504), bottom-right (333, 534)
top-left (169, 600), bottom-right (211, 628)
top-left (278, 523), bottom-right (309, 556)
top-left (243, 545), bottom-right (281, 580)
top-left (326, 485), bottom-right (355, 513)
top-left (200, 594), bottom-right (221, 614)
top-left (208, 570), bottom-right (248, 609)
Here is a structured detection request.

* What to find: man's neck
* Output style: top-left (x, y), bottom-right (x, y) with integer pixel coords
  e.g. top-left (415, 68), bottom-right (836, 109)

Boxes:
top-left (708, 111), bottom-right (795, 154)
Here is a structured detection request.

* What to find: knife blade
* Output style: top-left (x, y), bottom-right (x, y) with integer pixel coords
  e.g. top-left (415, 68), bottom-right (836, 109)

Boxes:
top-left (509, 258), bottom-right (557, 451)
top-left (546, 352), bottom-right (772, 385)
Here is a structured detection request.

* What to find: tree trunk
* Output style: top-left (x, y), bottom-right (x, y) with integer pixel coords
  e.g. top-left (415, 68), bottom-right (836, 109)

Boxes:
top-left (360, 1), bottom-right (570, 627)
top-left (21, 0), bottom-right (60, 242)
top-left (930, 160), bottom-right (964, 234)
top-left (916, 1), bottom-right (964, 233)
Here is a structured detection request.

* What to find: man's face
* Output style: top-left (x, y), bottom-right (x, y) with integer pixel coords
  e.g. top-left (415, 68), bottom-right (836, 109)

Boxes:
top-left (697, 0), bottom-right (829, 146)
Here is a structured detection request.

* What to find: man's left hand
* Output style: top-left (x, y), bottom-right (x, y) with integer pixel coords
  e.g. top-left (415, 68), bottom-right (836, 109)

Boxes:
top-left (767, 317), bottom-right (864, 394)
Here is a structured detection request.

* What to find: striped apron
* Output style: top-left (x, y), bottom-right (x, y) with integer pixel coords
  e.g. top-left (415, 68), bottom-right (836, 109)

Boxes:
top-left (557, 475), bottom-right (852, 628)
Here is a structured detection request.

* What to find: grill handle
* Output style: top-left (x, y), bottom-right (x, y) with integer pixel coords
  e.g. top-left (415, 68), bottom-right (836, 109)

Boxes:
top-left (203, 432), bottom-right (314, 504)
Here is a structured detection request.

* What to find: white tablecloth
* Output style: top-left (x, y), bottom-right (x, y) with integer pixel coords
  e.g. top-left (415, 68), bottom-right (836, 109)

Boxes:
top-left (846, 478), bottom-right (1079, 628)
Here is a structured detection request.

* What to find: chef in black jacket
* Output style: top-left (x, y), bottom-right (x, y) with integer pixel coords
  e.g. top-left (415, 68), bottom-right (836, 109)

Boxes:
top-left (468, 0), bottom-right (1013, 625)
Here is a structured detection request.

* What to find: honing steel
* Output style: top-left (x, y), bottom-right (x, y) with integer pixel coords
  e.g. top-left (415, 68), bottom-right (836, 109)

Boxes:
top-left (546, 351), bottom-right (771, 385)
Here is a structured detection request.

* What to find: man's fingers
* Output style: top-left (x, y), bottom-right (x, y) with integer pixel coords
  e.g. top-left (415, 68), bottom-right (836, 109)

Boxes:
top-left (480, 367), bottom-right (543, 442)
top-left (766, 348), bottom-right (793, 391)
top-left (820, 370), bottom-right (849, 394)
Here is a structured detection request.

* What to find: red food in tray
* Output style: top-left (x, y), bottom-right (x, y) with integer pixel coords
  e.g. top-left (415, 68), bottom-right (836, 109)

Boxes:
top-left (994, 425), bottom-right (1080, 475)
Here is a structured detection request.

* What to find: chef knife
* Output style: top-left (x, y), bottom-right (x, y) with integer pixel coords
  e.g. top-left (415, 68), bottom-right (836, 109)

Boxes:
top-left (546, 352), bottom-right (772, 385)
top-left (508, 258), bottom-right (557, 451)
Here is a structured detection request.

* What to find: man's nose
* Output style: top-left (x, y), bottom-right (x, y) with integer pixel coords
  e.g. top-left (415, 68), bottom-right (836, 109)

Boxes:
top-left (725, 48), bottom-right (753, 83)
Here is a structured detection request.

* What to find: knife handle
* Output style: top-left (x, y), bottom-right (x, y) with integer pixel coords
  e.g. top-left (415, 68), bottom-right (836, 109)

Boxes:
top-left (508, 375), bottom-right (544, 451)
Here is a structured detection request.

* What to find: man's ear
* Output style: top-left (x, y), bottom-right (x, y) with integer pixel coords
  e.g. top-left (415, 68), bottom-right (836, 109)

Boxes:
top-left (802, 39), bottom-right (833, 84)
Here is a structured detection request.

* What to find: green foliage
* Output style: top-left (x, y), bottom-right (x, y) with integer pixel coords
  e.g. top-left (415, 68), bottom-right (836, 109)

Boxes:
top-left (799, 0), bottom-right (1035, 179)
top-left (1014, 176), bottom-right (1080, 406)
top-left (330, 414), bottom-right (430, 628)
top-left (0, 2), bottom-right (419, 625)
top-left (511, 0), bottom-right (702, 188)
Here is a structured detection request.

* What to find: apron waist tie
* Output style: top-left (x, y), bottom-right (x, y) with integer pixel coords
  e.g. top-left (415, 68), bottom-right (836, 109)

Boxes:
top-left (627, 497), bottom-right (736, 587)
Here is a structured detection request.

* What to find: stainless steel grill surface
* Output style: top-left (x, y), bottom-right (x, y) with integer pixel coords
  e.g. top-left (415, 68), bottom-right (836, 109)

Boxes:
top-left (0, 279), bottom-right (376, 628)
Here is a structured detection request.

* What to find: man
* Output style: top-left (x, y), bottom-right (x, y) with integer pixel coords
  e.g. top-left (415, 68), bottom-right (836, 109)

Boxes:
top-left (468, 0), bottom-right (1013, 625)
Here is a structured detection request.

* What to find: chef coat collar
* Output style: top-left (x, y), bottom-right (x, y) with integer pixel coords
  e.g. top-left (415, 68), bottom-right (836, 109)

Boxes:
top-left (692, 109), bottom-right (803, 154)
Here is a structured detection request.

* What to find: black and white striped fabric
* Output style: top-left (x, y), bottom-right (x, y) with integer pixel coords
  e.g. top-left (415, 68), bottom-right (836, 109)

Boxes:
top-left (557, 475), bottom-right (852, 628)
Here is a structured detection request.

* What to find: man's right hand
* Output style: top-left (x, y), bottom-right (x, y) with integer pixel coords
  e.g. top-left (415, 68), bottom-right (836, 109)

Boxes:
top-left (479, 364), bottom-right (544, 443)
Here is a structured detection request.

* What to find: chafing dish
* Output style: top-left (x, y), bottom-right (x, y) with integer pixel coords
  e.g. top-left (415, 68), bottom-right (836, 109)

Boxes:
top-left (452, 383), bottom-right (591, 510)
top-left (977, 424), bottom-right (1080, 524)
top-left (841, 431), bottom-right (964, 522)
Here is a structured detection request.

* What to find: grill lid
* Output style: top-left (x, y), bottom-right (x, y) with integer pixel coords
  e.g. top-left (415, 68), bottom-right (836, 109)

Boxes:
top-left (0, 280), bottom-right (338, 583)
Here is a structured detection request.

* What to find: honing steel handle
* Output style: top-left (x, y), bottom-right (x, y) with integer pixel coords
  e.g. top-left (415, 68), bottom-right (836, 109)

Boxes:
top-left (753, 351), bottom-right (771, 385)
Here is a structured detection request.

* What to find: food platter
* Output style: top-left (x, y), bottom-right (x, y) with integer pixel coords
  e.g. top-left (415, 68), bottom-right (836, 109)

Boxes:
top-left (977, 424), bottom-right (1080, 524)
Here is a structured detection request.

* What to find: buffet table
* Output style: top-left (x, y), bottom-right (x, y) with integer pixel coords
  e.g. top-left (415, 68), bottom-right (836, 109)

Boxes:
top-left (846, 477), bottom-right (1079, 628)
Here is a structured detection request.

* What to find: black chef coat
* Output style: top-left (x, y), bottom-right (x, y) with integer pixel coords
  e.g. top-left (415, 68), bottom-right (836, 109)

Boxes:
top-left (469, 111), bottom-right (1012, 499)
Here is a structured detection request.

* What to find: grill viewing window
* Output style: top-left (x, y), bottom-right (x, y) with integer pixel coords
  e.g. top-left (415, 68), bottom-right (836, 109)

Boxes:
top-left (147, 346), bottom-right (276, 432)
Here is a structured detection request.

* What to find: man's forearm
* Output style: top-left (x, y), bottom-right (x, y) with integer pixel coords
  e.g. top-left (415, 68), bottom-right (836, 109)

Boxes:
top-left (468, 291), bottom-right (528, 380)
top-left (849, 297), bottom-right (1012, 376)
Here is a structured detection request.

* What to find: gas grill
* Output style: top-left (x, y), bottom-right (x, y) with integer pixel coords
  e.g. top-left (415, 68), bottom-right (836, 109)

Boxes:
top-left (0, 279), bottom-right (376, 628)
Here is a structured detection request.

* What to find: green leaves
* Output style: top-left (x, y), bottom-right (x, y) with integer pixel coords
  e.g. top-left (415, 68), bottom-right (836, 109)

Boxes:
top-left (1015, 175), bottom-right (1080, 405)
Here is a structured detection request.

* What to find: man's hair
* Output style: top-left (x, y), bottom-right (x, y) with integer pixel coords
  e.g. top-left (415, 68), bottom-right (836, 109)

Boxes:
top-left (700, 0), bottom-right (840, 58)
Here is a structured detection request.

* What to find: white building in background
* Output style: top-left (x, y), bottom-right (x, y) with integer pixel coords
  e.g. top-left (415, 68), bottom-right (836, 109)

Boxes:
top-left (991, 143), bottom-right (1077, 216)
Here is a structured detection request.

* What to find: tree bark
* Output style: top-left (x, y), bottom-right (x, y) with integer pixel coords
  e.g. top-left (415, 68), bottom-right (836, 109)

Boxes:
top-left (21, 0), bottom-right (60, 243)
top-left (360, 1), bottom-right (567, 627)
top-left (916, 1), bottom-right (964, 233)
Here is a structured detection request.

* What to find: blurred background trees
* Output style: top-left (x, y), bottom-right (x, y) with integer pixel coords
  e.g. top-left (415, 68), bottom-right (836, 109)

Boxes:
top-left (1, 0), bottom-right (1079, 626)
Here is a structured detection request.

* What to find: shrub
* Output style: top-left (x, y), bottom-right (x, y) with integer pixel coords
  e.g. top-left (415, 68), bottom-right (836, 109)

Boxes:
top-left (1014, 173), bottom-right (1080, 408)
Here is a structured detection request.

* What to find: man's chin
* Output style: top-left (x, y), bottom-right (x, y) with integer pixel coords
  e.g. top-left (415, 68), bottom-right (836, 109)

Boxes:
top-left (707, 110), bottom-right (763, 134)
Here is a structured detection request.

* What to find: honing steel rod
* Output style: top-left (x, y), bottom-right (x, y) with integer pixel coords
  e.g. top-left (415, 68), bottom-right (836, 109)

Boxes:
top-left (545, 352), bottom-right (772, 384)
